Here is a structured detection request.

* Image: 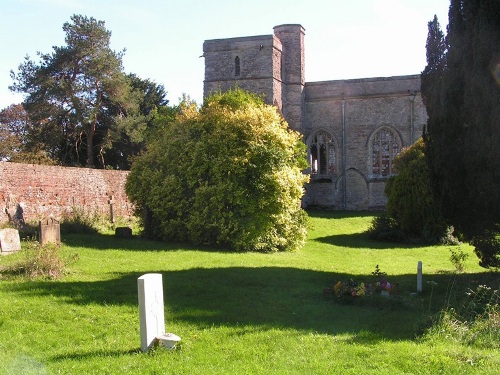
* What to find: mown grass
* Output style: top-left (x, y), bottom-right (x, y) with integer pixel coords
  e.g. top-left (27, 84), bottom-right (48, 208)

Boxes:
top-left (0, 210), bottom-right (498, 374)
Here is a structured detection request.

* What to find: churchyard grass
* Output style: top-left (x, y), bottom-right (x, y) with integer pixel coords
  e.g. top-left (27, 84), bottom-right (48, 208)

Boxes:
top-left (0, 211), bottom-right (498, 374)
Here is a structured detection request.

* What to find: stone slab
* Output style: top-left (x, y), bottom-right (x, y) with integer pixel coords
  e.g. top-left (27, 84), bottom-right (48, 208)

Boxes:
top-left (115, 227), bottom-right (132, 238)
top-left (0, 228), bottom-right (21, 254)
top-left (138, 273), bottom-right (165, 352)
top-left (39, 217), bottom-right (61, 245)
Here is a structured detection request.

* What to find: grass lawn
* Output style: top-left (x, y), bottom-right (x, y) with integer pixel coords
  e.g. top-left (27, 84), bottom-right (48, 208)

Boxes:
top-left (0, 211), bottom-right (498, 374)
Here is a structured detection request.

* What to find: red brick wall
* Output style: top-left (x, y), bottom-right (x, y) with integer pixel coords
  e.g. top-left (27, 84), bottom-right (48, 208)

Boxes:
top-left (0, 162), bottom-right (133, 224)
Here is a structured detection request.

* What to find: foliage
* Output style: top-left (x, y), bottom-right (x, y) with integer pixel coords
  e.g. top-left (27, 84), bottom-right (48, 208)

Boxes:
top-left (371, 264), bottom-right (387, 277)
top-left (0, 104), bottom-right (28, 160)
top-left (9, 15), bottom-right (141, 168)
top-left (60, 207), bottom-right (100, 234)
top-left (384, 138), bottom-right (448, 242)
top-left (367, 214), bottom-right (404, 242)
top-left (102, 74), bottom-right (172, 170)
top-left (421, 1), bottom-right (500, 266)
top-left (424, 285), bottom-right (500, 349)
top-left (471, 231), bottom-right (500, 268)
top-left (449, 246), bottom-right (469, 273)
top-left (126, 88), bottom-right (309, 252)
top-left (1, 240), bottom-right (66, 279)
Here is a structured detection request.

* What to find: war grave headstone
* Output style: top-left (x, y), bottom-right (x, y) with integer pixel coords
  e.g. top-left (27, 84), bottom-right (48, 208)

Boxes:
top-left (137, 273), bottom-right (180, 352)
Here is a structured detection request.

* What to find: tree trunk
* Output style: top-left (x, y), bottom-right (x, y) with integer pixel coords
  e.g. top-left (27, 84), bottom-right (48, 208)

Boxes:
top-left (86, 121), bottom-right (96, 167)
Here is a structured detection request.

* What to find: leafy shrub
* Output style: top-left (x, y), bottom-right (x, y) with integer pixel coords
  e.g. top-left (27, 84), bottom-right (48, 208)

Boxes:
top-left (369, 139), bottom-right (451, 243)
top-left (367, 215), bottom-right (404, 242)
top-left (449, 247), bottom-right (468, 273)
top-left (471, 231), bottom-right (500, 268)
top-left (424, 285), bottom-right (500, 349)
top-left (60, 207), bottom-right (99, 234)
top-left (1, 240), bottom-right (72, 279)
top-left (126, 88), bottom-right (309, 252)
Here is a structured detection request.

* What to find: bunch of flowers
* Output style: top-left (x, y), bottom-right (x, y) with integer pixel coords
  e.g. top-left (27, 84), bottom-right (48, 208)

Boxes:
top-left (332, 279), bottom-right (374, 297)
top-left (376, 278), bottom-right (393, 292)
top-left (325, 267), bottom-right (398, 299)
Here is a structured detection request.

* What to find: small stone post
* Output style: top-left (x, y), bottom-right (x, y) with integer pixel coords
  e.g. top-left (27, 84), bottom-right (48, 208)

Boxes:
top-left (138, 273), bottom-right (165, 352)
top-left (108, 195), bottom-right (115, 224)
top-left (417, 261), bottom-right (423, 293)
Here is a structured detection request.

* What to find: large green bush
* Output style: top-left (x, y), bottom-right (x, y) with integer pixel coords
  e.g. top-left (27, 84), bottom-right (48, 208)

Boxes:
top-left (126, 89), bottom-right (309, 252)
top-left (383, 138), bottom-right (447, 242)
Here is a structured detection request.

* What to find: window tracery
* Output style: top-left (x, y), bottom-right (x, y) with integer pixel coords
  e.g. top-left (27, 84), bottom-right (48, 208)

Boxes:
top-left (309, 131), bottom-right (336, 177)
top-left (371, 128), bottom-right (400, 176)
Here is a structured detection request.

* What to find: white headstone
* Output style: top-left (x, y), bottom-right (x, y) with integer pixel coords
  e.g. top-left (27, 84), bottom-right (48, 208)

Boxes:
top-left (138, 273), bottom-right (165, 352)
top-left (417, 261), bottom-right (423, 293)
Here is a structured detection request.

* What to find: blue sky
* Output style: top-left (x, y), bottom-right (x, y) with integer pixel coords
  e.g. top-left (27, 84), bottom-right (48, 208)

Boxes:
top-left (1, 0), bottom-right (450, 109)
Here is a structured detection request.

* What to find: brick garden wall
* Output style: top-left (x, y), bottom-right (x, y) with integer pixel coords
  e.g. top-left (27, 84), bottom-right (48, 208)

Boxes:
top-left (0, 162), bottom-right (133, 224)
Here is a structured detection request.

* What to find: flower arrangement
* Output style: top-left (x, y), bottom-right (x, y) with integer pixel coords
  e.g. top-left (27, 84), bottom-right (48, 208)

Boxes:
top-left (376, 278), bottom-right (393, 292)
top-left (333, 279), bottom-right (373, 297)
top-left (325, 266), bottom-right (398, 299)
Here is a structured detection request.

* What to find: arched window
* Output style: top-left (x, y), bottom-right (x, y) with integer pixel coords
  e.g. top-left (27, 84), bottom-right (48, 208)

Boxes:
top-left (234, 56), bottom-right (240, 76)
top-left (309, 131), bottom-right (336, 177)
top-left (371, 128), bottom-right (400, 176)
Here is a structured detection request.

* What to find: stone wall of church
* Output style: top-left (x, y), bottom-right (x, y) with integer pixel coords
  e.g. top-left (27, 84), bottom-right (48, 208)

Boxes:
top-left (203, 25), bottom-right (429, 210)
top-left (302, 76), bottom-right (427, 210)
top-left (203, 34), bottom-right (282, 107)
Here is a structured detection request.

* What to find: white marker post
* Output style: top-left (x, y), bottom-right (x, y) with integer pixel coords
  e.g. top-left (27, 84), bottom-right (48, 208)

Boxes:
top-left (138, 273), bottom-right (166, 352)
top-left (417, 261), bottom-right (423, 293)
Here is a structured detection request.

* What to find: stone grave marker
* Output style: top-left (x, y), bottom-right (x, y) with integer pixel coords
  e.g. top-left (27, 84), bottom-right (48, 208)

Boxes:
top-left (138, 273), bottom-right (166, 352)
top-left (0, 228), bottom-right (21, 255)
top-left (417, 261), bottom-right (423, 293)
top-left (39, 217), bottom-right (61, 245)
top-left (137, 273), bottom-right (181, 351)
top-left (115, 227), bottom-right (132, 238)
top-left (108, 195), bottom-right (115, 223)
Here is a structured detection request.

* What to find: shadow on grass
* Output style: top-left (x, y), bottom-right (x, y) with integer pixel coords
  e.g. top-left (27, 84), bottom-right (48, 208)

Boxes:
top-left (51, 349), bottom-right (141, 361)
top-left (60, 210), bottom-right (380, 252)
top-left (60, 233), bottom-right (220, 253)
top-left (314, 232), bottom-right (427, 249)
top-left (306, 209), bottom-right (378, 219)
top-left (4, 267), bottom-right (497, 343)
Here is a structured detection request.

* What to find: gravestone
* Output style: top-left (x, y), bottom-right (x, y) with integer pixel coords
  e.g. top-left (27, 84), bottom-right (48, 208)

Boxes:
top-left (39, 217), bottom-right (61, 245)
top-left (0, 228), bottom-right (21, 255)
top-left (138, 273), bottom-right (166, 352)
top-left (417, 261), bottom-right (423, 293)
top-left (115, 227), bottom-right (132, 238)
top-left (108, 195), bottom-right (115, 223)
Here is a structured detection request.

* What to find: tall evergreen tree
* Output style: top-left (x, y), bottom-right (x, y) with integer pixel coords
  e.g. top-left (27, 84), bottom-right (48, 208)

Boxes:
top-left (10, 15), bottom-right (137, 167)
top-left (422, 0), bottom-right (500, 267)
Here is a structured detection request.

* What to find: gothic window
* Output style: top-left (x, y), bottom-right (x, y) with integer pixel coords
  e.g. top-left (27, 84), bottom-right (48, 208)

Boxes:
top-left (371, 128), bottom-right (400, 177)
top-left (309, 131), bottom-right (336, 177)
top-left (234, 56), bottom-right (240, 76)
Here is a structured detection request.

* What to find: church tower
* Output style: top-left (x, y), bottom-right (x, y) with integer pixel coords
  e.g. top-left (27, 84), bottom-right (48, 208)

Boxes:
top-left (273, 24), bottom-right (305, 132)
top-left (203, 25), bottom-right (305, 131)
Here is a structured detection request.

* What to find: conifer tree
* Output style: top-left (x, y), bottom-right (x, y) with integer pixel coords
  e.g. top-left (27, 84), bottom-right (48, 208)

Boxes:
top-left (422, 0), bottom-right (500, 267)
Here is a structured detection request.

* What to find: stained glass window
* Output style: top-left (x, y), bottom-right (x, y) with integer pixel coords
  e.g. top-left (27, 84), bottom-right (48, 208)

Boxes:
top-left (372, 128), bottom-right (400, 176)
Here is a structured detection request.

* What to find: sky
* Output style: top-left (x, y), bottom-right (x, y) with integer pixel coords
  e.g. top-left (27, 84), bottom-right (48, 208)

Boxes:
top-left (0, 0), bottom-right (450, 109)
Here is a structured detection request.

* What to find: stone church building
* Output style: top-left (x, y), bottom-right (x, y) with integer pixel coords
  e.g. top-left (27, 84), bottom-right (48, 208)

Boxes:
top-left (203, 24), bottom-right (427, 210)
